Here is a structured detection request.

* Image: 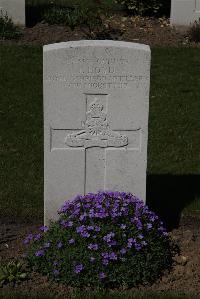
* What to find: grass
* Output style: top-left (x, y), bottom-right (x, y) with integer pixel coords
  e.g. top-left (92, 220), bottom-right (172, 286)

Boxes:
top-left (0, 45), bottom-right (43, 221)
top-left (0, 293), bottom-right (200, 299)
top-left (149, 47), bottom-right (200, 174)
top-left (0, 45), bottom-right (200, 221)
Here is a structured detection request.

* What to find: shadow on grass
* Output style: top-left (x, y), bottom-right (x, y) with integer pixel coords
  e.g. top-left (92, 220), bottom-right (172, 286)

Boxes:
top-left (147, 174), bottom-right (200, 230)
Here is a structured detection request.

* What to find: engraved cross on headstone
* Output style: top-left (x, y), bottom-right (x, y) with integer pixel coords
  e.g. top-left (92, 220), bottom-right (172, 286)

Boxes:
top-left (51, 94), bottom-right (141, 194)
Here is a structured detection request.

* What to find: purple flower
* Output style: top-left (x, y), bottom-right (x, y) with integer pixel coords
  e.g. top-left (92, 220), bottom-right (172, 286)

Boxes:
top-left (127, 238), bottom-right (136, 248)
top-left (89, 209), bottom-right (95, 218)
top-left (34, 234), bottom-right (42, 241)
top-left (81, 231), bottom-right (90, 238)
top-left (23, 233), bottom-right (33, 245)
top-left (79, 214), bottom-right (86, 221)
top-left (76, 225), bottom-right (86, 234)
top-left (134, 243), bottom-right (142, 251)
top-left (57, 241), bottom-right (63, 249)
top-left (25, 233), bottom-right (32, 240)
top-left (69, 238), bottom-right (75, 244)
top-left (102, 259), bottom-right (109, 266)
top-left (136, 220), bottom-right (143, 230)
top-left (103, 232), bottom-right (115, 243)
top-left (95, 226), bottom-right (101, 232)
top-left (120, 248), bottom-right (127, 255)
top-left (87, 226), bottom-right (94, 231)
top-left (109, 252), bottom-right (117, 260)
top-left (39, 225), bottom-right (48, 232)
top-left (74, 264), bottom-right (84, 274)
top-left (85, 203), bottom-right (91, 208)
top-left (72, 211), bottom-right (79, 218)
top-left (35, 249), bottom-right (45, 257)
top-left (76, 225), bottom-right (90, 238)
top-left (61, 220), bottom-right (73, 228)
top-left (58, 201), bottom-right (70, 213)
top-left (99, 272), bottom-right (106, 279)
top-left (88, 243), bottom-right (98, 250)
top-left (150, 215), bottom-right (157, 222)
top-left (23, 239), bottom-right (29, 245)
top-left (147, 223), bottom-right (153, 230)
top-left (103, 251), bottom-right (117, 261)
top-left (128, 238), bottom-right (135, 244)
top-left (66, 221), bottom-right (73, 227)
top-left (108, 240), bottom-right (117, 247)
top-left (101, 252), bottom-right (109, 259)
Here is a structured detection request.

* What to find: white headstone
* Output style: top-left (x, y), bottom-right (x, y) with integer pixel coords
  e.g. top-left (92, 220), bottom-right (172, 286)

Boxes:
top-left (0, 0), bottom-right (25, 26)
top-left (43, 40), bottom-right (151, 223)
top-left (170, 0), bottom-right (200, 26)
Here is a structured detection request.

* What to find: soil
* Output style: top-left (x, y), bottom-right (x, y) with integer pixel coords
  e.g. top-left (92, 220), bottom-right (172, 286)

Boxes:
top-left (0, 215), bottom-right (200, 298)
top-left (1, 14), bottom-right (199, 47)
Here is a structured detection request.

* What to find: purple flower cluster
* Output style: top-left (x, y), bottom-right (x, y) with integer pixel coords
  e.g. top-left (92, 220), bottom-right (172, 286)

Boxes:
top-left (88, 243), bottom-right (98, 250)
top-left (74, 264), bottom-right (84, 274)
top-left (23, 232), bottom-right (42, 245)
top-left (99, 272), bottom-right (106, 279)
top-left (23, 233), bottom-right (34, 245)
top-left (39, 225), bottom-right (49, 232)
top-left (25, 191), bottom-right (169, 285)
top-left (23, 224), bottom-right (50, 245)
top-left (76, 225), bottom-right (90, 238)
top-left (58, 191), bottom-right (156, 227)
top-left (35, 249), bottom-right (45, 257)
top-left (127, 238), bottom-right (145, 251)
top-left (60, 220), bottom-right (73, 228)
top-left (56, 191), bottom-right (169, 279)
top-left (103, 232), bottom-right (117, 247)
top-left (101, 251), bottom-right (117, 265)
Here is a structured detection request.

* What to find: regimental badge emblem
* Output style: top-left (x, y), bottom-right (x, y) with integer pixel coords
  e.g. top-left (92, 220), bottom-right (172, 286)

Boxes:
top-left (65, 98), bottom-right (128, 148)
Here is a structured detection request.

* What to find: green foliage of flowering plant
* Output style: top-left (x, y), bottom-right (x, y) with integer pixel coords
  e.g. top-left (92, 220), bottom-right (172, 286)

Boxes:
top-left (0, 11), bottom-right (22, 40)
top-left (43, 6), bottom-right (104, 32)
top-left (24, 191), bottom-right (174, 287)
top-left (114, 0), bottom-right (162, 15)
top-left (0, 260), bottom-right (27, 287)
top-left (43, 7), bottom-right (82, 28)
top-left (188, 18), bottom-right (200, 43)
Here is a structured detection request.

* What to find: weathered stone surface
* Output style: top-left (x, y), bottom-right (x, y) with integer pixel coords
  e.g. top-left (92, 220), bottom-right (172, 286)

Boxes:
top-left (0, 0), bottom-right (25, 26)
top-left (170, 0), bottom-right (200, 26)
top-left (43, 40), bottom-right (151, 223)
